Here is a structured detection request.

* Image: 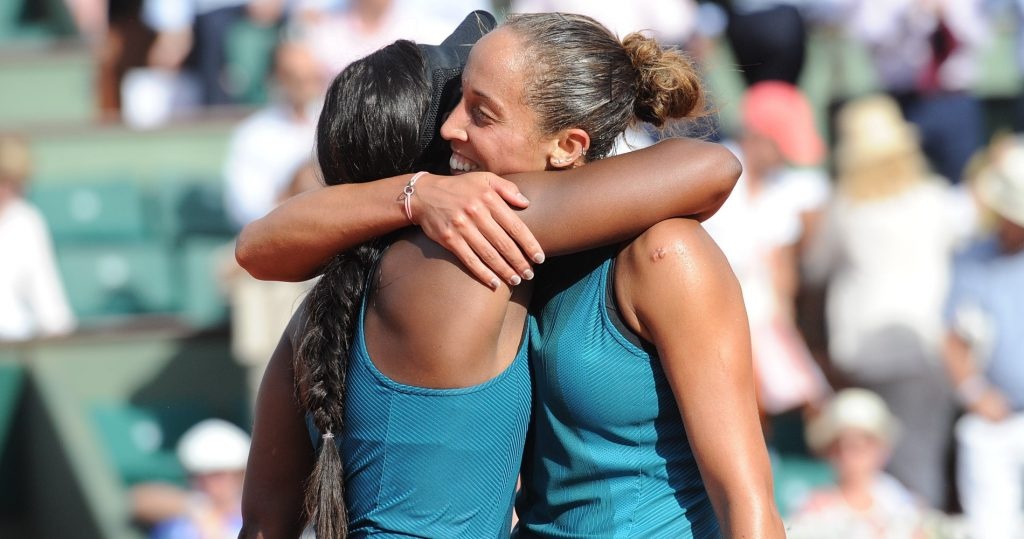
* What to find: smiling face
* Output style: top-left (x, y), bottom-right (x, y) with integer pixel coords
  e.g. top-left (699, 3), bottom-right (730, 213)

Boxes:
top-left (439, 27), bottom-right (561, 176)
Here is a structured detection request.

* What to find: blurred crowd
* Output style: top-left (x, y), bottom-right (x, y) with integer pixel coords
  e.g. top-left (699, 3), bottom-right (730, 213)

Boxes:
top-left (4, 0), bottom-right (1024, 538)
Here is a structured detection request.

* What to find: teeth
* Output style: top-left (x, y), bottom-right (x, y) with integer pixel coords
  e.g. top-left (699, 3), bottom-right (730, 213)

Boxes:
top-left (450, 153), bottom-right (479, 172)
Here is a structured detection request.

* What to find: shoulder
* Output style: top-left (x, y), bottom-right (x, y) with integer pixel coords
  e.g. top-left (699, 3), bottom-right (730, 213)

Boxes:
top-left (618, 218), bottom-right (730, 283)
top-left (616, 219), bottom-right (738, 317)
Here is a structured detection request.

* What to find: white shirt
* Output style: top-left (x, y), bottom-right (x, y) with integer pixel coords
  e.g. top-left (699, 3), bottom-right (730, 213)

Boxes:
top-left (0, 199), bottom-right (76, 341)
top-left (803, 180), bottom-right (976, 372)
top-left (223, 103), bottom-right (319, 228)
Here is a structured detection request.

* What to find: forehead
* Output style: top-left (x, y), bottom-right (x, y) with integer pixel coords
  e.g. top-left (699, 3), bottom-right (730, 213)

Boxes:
top-left (464, 28), bottom-right (528, 94)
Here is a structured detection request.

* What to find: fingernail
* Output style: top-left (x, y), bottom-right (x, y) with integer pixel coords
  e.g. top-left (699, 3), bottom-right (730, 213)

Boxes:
top-left (510, 275), bottom-right (522, 286)
top-left (516, 193), bottom-right (530, 204)
top-left (489, 277), bottom-right (500, 289)
top-left (533, 253), bottom-right (545, 264)
top-left (523, 269), bottom-right (535, 280)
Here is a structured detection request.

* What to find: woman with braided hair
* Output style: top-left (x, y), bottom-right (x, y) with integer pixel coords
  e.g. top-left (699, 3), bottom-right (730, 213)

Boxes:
top-left (240, 11), bottom-right (782, 539)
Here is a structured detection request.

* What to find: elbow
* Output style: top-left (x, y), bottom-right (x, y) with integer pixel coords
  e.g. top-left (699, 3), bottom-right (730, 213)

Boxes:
top-left (710, 143), bottom-right (742, 203)
top-left (234, 227), bottom-right (262, 279)
top-left (695, 143), bottom-right (742, 222)
top-left (234, 224), bottom-right (276, 281)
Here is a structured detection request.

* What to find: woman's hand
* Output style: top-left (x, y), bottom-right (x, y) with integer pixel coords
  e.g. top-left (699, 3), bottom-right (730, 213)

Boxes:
top-left (412, 172), bottom-right (544, 288)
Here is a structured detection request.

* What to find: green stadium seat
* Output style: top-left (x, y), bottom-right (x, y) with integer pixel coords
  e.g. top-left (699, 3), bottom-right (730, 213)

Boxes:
top-left (178, 238), bottom-right (233, 327)
top-left (225, 19), bottom-right (278, 105)
top-left (54, 243), bottom-right (179, 321)
top-left (29, 180), bottom-right (150, 243)
top-left (89, 402), bottom-right (186, 486)
top-left (151, 181), bottom-right (237, 243)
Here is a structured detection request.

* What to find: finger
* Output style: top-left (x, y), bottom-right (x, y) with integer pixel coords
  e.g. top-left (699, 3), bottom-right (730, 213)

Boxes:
top-left (490, 176), bottom-right (531, 209)
top-left (442, 233), bottom-right (503, 290)
top-left (490, 202), bottom-right (545, 266)
top-left (474, 211), bottom-right (536, 280)
top-left (457, 223), bottom-right (523, 286)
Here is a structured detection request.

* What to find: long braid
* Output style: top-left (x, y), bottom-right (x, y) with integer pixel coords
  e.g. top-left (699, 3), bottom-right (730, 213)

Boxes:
top-left (294, 242), bottom-right (386, 538)
top-left (292, 39), bottom-right (428, 538)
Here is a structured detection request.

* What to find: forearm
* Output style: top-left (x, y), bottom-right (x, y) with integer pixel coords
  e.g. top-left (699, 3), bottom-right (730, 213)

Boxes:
top-left (236, 174), bottom-right (414, 281)
top-left (514, 138), bottom-right (740, 256)
top-left (716, 495), bottom-right (786, 539)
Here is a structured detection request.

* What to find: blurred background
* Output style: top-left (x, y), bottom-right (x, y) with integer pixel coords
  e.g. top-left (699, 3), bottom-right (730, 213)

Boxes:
top-left (2, 0), bottom-right (1023, 538)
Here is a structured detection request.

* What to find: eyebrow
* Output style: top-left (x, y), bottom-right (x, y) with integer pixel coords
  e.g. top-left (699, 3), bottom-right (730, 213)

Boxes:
top-left (464, 78), bottom-right (506, 117)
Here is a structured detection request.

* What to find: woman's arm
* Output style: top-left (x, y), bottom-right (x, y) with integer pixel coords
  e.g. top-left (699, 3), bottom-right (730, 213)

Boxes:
top-left (235, 172), bottom-right (536, 282)
top-left (615, 219), bottom-right (784, 538)
top-left (510, 137), bottom-right (739, 256)
top-left (239, 312), bottom-right (314, 538)
top-left (237, 138), bottom-right (739, 285)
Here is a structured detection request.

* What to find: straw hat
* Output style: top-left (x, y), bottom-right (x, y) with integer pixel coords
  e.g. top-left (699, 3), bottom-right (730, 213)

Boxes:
top-left (975, 136), bottom-right (1024, 228)
top-left (805, 388), bottom-right (901, 454)
top-left (176, 419), bottom-right (251, 475)
top-left (741, 81), bottom-right (825, 167)
top-left (834, 95), bottom-right (922, 170)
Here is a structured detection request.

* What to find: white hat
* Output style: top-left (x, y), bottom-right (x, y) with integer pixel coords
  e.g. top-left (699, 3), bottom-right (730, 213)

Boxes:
top-left (176, 418), bottom-right (251, 475)
top-left (976, 138), bottom-right (1024, 228)
top-left (805, 388), bottom-right (900, 454)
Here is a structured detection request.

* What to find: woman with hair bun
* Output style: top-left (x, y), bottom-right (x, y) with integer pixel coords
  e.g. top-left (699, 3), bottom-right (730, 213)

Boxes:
top-left (241, 11), bottom-right (782, 539)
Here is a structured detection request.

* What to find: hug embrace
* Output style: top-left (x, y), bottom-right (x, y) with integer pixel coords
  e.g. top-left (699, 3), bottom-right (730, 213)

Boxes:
top-left (237, 10), bottom-right (784, 539)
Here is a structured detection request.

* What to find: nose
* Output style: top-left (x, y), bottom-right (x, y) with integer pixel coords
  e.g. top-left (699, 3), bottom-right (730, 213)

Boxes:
top-left (440, 98), bottom-right (468, 142)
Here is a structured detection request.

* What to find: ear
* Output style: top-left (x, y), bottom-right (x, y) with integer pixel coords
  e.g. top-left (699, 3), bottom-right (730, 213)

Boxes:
top-left (547, 128), bottom-right (590, 169)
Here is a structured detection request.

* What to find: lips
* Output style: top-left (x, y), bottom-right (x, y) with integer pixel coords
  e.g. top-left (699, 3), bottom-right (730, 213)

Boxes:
top-left (449, 151), bottom-right (480, 173)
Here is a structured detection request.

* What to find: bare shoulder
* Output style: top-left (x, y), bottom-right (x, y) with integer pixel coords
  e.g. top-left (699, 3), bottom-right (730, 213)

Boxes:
top-left (614, 220), bottom-right (744, 343)
top-left (618, 218), bottom-right (731, 281)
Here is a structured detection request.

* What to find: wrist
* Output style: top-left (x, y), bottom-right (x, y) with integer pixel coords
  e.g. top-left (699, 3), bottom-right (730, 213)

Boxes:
top-left (398, 171), bottom-right (428, 224)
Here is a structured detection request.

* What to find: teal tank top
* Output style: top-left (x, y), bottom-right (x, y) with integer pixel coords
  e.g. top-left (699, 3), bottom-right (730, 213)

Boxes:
top-left (516, 249), bottom-right (720, 538)
top-left (310, 290), bottom-right (532, 538)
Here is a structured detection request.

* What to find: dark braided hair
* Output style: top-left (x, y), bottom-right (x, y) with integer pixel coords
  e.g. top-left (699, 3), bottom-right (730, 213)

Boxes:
top-left (295, 39), bottom-right (429, 538)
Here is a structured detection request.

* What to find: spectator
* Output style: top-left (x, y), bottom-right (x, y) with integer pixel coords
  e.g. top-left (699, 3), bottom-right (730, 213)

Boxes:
top-left (223, 39), bottom-right (321, 229)
top-left (803, 95), bottom-right (972, 509)
top-left (704, 81), bottom-right (831, 418)
top-left (224, 160), bottom-right (318, 408)
top-left (786, 388), bottom-right (931, 538)
top-left (943, 135), bottom-right (1024, 539)
top-left (841, 0), bottom-right (990, 183)
top-left (141, 0), bottom-right (275, 107)
top-left (149, 419), bottom-right (250, 539)
top-left (94, 0), bottom-right (156, 121)
top-left (0, 135), bottom-right (76, 341)
top-left (298, 0), bottom-right (453, 84)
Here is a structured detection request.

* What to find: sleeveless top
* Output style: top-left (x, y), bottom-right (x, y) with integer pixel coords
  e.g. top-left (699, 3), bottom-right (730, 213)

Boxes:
top-left (515, 248), bottom-right (720, 538)
top-left (309, 288), bottom-right (532, 538)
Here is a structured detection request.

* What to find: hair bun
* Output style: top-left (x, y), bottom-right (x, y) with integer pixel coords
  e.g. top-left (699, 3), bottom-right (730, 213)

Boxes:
top-left (622, 32), bottom-right (705, 127)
